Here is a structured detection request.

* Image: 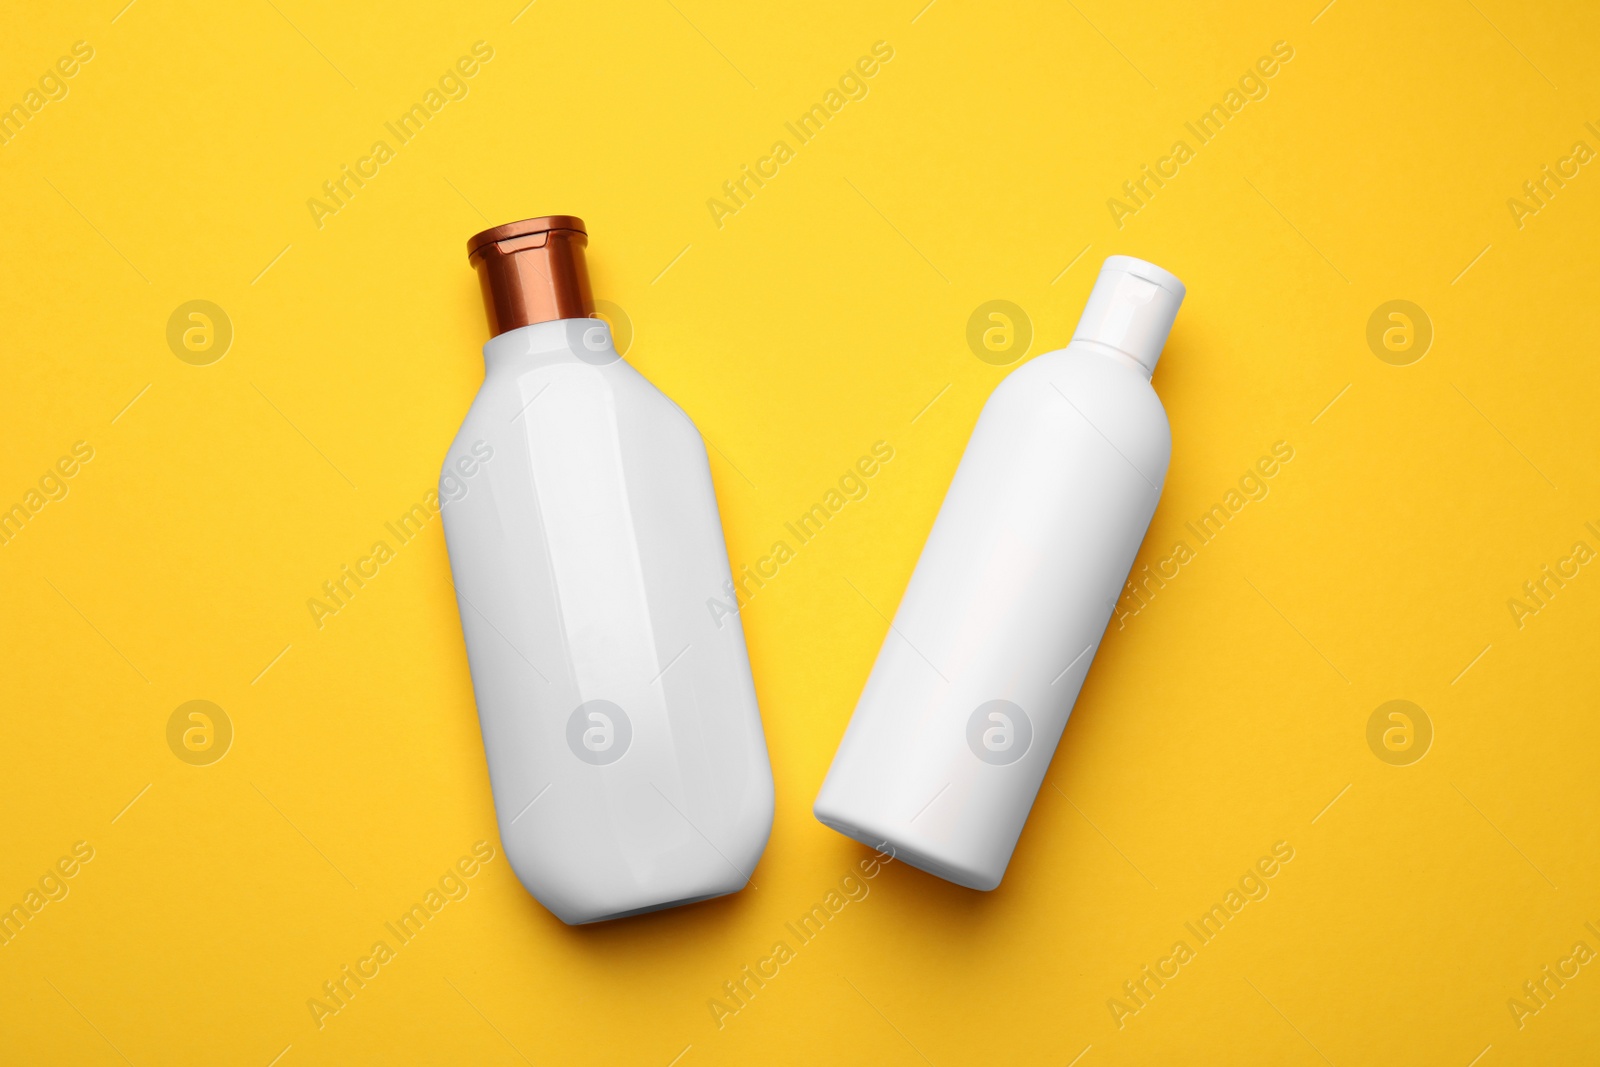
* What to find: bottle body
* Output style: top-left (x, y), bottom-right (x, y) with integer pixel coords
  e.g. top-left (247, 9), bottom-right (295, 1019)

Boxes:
top-left (442, 317), bottom-right (773, 923)
top-left (814, 341), bottom-right (1171, 889)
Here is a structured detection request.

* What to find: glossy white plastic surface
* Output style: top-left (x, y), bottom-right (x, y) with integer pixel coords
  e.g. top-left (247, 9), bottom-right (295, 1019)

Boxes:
top-left (814, 258), bottom-right (1182, 890)
top-left (442, 317), bottom-right (774, 923)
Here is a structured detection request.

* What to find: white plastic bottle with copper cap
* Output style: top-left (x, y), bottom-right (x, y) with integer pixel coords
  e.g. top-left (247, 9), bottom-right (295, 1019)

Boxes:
top-left (814, 255), bottom-right (1184, 890)
top-left (441, 216), bottom-right (773, 923)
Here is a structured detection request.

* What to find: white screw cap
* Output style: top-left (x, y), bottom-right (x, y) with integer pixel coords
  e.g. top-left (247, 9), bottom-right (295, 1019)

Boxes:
top-left (1071, 255), bottom-right (1186, 375)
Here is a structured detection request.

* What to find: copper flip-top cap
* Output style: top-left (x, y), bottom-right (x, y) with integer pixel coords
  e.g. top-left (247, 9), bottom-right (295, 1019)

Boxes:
top-left (467, 215), bottom-right (594, 337)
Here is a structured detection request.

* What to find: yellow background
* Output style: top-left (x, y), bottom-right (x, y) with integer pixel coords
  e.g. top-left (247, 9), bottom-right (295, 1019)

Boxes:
top-left (4, 0), bottom-right (1599, 1063)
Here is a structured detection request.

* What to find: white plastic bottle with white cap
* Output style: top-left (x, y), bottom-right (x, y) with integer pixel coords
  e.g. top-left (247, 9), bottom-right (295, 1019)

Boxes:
top-left (814, 255), bottom-right (1184, 890)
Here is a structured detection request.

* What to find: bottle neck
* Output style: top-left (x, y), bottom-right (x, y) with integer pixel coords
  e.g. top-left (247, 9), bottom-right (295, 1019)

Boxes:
top-left (1069, 338), bottom-right (1153, 379)
top-left (483, 317), bottom-right (619, 372)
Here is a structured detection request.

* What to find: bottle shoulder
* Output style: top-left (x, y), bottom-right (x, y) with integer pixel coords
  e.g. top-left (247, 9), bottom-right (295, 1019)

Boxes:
top-left (995, 346), bottom-right (1169, 432)
top-left (443, 351), bottom-right (704, 480)
top-left (468, 354), bottom-right (683, 428)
